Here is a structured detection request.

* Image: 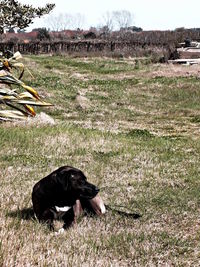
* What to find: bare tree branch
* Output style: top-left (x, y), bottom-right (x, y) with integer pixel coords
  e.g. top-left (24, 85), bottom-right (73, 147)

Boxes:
top-left (45, 13), bottom-right (85, 31)
top-left (112, 10), bottom-right (134, 30)
top-left (101, 11), bottom-right (114, 32)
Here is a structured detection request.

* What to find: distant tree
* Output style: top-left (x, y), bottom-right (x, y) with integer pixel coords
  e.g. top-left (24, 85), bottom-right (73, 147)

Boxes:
top-left (112, 10), bottom-right (134, 30)
top-left (98, 25), bottom-right (110, 34)
top-left (72, 13), bottom-right (85, 30)
top-left (101, 11), bottom-right (114, 32)
top-left (45, 13), bottom-right (72, 31)
top-left (175, 27), bottom-right (185, 32)
top-left (128, 26), bottom-right (143, 32)
top-left (0, 0), bottom-right (55, 34)
top-left (89, 27), bottom-right (97, 32)
top-left (45, 13), bottom-right (85, 31)
top-left (98, 25), bottom-right (111, 39)
top-left (100, 10), bottom-right (134, 32)
top-left (84, 31), bottom-right (96, 39)
top-left (35, 28), bottom-right (50, 41)
top-left (118, 25), bottom-right (143, 36)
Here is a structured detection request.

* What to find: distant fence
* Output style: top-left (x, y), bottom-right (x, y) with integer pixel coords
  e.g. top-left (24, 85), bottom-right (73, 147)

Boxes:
top-left (0, 40), bottom-right (169, 59)
top-left (0, 41), bottom-right (114, 54)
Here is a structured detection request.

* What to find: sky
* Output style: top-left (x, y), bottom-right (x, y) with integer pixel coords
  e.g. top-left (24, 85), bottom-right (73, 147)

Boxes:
top-left (18, 0), bottom-right (200, 31)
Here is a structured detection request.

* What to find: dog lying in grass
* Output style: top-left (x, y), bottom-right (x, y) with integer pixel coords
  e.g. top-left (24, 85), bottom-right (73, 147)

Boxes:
top-left (32, 166), bottom-right (106, 232)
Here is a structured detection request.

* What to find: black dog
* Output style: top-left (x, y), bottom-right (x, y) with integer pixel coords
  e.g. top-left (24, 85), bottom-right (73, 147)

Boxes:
top-left (32, 166), bottom-right (105, 231)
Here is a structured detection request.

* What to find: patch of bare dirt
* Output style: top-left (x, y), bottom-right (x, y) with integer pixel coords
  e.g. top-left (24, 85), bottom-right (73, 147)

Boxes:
top-left (70, 72), bottom-right (89, 81)
top-left (151, 63), bottom-right (200, 78)
top-left (105, 62), bottom-right (200, 80)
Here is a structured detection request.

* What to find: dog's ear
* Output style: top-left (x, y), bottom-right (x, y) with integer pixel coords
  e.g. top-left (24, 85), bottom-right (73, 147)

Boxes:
top-left (59, 169), bottom-right (70, 191)
top-left (64, 177), bottom-right (69, 191)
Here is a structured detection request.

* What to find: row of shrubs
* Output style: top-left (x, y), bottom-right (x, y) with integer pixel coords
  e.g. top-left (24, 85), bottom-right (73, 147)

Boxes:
top-left (1, 28), bottom-right (199, 61)
top-left (0, 40), bottom-right (175, 63)
top-left (2, 27), bottom-right (200, 46)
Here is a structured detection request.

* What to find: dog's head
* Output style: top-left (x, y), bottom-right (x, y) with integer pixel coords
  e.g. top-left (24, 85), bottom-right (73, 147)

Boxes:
top-left (68, 170), bottom-right (99, 200)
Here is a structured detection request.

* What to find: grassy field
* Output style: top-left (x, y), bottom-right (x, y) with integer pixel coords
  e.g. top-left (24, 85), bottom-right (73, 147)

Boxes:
top-left (0, 55), bottom-right (200, 266)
